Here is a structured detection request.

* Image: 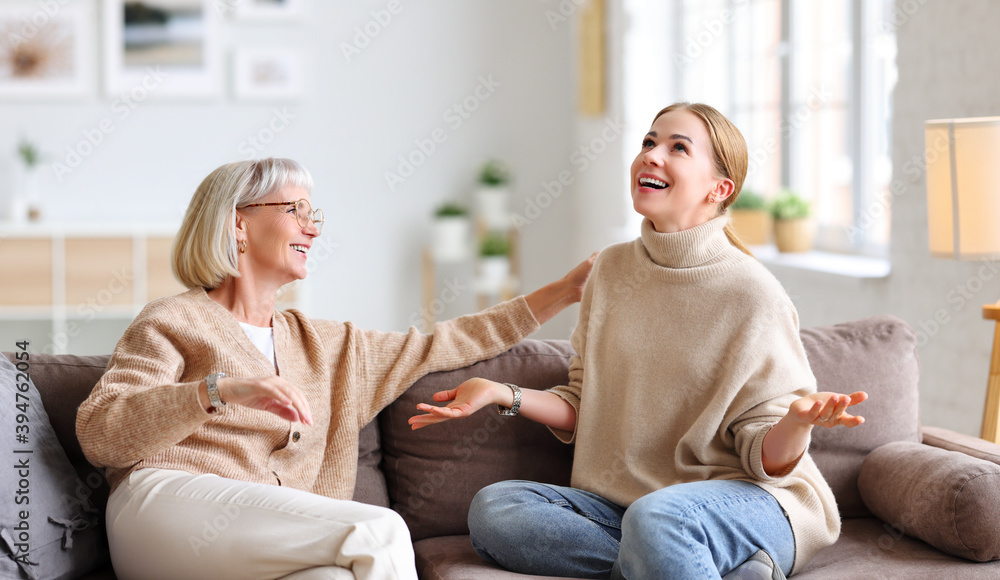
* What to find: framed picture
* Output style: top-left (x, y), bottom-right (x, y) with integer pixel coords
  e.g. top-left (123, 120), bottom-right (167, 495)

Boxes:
top-left (233, 48), bottom-right (301, 100)
top-left (103, 0), bottom-right (221, 99)
top-left (235, 0), bottom-right (303, 21)
top-left (0, 0), bottom-right (95, 99)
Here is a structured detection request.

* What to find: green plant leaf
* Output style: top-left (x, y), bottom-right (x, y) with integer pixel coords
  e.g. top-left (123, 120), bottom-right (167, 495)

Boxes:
top-left (479, 232), bottom-right (510, 256)
top-left (435, 202), bottom-right (468, 217)
top-left (479, 159), bottom-right (510, 186)
top-left (731, 189), bottom-right (766, 210)
top-left (17, 139), bottom-right (40, 168)
top-left (770, 189), bottom-right (811, 220)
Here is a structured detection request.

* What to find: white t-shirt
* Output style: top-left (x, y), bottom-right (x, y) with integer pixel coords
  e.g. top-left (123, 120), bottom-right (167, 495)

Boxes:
top-left (239, 321), bottom-right (276, 369)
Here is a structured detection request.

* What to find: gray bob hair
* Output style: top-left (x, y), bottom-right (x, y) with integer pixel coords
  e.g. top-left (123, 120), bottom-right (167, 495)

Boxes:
top-left (172, 158), bottom-right (314, 289)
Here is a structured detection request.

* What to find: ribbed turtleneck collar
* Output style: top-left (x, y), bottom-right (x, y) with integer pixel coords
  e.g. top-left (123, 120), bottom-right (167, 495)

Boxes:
top-left (639, 215), bottom-right (732, 269)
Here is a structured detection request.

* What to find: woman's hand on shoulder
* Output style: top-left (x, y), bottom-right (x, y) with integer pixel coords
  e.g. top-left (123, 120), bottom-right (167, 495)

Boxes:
top-left (788, 391), bottom-right (867, 429)
top-left (408, 378), bottom-right (505, 430)
top-left (564, 251), bottom-right (599, 303)
top-left (524, 252), bottom-right (599, 324)
top-left (213, 376), bottom-right (314, 425)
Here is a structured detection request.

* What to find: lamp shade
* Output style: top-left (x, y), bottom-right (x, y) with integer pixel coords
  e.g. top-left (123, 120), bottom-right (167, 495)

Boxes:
top-left (926, 117), bottom-right (1000, 260)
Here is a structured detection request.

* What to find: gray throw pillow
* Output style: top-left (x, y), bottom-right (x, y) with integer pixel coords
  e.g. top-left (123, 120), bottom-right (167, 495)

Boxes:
top-left (0, 353), bottom-right (108, 579)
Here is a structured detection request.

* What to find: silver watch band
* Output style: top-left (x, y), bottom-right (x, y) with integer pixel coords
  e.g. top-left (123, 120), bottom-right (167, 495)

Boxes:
top-left (497, 383), bottom-right (521, 416)
top-left (205, 372), bottom-right (227, 409)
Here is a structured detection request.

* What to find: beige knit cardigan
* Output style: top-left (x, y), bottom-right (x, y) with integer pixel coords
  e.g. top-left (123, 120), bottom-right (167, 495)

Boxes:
top-left (77, 287), bottom-right (539, 497)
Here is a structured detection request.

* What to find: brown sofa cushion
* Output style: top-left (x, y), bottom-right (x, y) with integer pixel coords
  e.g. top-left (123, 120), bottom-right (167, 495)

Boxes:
top-left (858, 441), bottom-right (1000, 562)
top-left (801, 315), bottom-right (921, 517)
top-left (794, 517), bottom-right (1000, 578)
top-left (380, 340), bottom-right (575, 541)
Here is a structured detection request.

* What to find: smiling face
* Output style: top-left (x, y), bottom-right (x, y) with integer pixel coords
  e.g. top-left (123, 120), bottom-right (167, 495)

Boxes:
top-left (629, 109), bottom-right (735, 233)
top-left (235, 185), bottom-right (319, 288)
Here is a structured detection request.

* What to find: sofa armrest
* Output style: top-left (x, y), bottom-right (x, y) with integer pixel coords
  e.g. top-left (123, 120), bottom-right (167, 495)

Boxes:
top-left (858, 441), bottom-right (1000, 562)
top-left (921, 425), bottom-right (1000, 465)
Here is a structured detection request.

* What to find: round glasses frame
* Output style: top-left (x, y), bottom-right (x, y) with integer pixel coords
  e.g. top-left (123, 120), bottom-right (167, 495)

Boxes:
top-left (238, 198), bottom-right (324, 234)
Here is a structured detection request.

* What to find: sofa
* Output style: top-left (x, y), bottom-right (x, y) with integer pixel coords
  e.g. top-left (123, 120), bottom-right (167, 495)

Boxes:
top-left (5, 314), bottom-right (1000, 579)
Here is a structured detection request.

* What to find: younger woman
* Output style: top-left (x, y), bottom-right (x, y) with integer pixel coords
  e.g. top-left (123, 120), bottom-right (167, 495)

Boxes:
top-left (410, 103), bottom-right (866, 579)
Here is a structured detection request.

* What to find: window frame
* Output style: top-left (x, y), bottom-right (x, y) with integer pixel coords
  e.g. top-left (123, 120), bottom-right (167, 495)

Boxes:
top-left (662, 0), bottom-right (895, 257)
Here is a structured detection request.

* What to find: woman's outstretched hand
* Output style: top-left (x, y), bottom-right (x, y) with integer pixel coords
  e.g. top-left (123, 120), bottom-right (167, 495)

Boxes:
top-left (762, 391), bottom-right (867, 476)
top-left (524, 252), bottom-right (599, 325)
top-left (409, 378), bottom-right (504, 430)
top-left (788, 391), bottom-right (868, 428)
top-left (200, 376), bottom-right (314, 425)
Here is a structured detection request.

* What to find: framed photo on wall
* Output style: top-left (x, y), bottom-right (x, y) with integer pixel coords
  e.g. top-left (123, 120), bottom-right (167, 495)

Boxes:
top-left (233, 48), bottom-right (301, 101)
top-left (0, 0), bottom-right (95, 99)
top-left (103, 0), bottom-right (221, 99)
top-left (235, 0), bottom-right (303, 21)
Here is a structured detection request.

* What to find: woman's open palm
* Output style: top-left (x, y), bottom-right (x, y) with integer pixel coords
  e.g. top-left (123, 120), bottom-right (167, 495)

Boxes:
top-left (789, 391), bottom-right (867, 428)
top-left (408, 378), bottom-right (500, 430)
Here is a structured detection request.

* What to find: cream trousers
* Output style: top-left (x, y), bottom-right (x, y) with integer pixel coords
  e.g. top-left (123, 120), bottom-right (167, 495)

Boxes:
top-left (106, 468), bottom-right (417, 580)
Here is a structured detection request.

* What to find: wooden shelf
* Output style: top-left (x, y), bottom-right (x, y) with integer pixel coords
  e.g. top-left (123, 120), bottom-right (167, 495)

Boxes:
top-left (420, 228), bottom-right (520, 333)
top-left (0, 224), bottom-right (185, 354)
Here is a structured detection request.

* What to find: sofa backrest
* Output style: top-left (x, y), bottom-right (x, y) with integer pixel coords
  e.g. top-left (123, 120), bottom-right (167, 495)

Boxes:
top-left (379, 315), bottom-right (923, 540)
top-left (6, 313), bottom-right (922, 541)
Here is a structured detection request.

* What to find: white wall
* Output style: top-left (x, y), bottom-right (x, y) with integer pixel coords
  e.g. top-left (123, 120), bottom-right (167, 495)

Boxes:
top-left (1, 1), bottom-right (583, 342)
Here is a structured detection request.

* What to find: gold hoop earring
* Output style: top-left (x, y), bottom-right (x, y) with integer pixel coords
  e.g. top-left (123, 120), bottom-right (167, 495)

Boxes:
top-left (239, 240), bottom-right (247, 254)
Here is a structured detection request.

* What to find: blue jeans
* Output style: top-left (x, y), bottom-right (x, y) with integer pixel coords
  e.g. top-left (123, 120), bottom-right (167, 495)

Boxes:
top-left (468, 479), bottom-right (794, 579)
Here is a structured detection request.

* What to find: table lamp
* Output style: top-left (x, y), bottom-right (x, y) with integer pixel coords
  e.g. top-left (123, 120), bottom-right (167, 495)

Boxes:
top-left (925, 116), bottom-right (1000, 443)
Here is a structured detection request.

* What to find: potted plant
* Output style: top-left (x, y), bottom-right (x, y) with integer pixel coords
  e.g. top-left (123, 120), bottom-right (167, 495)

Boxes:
top-left (476, 159), bottom-right (512, 232)
top-left (11, 139), bottom-right (41, 223)
top-left (431, 202), bottom-right (471, 263)
top-left (478, 231), bottom-right (511, 294)
top-left (771, 189), bottom-right (814, 253)
top-left (728, 189), bottom-right (770, 245)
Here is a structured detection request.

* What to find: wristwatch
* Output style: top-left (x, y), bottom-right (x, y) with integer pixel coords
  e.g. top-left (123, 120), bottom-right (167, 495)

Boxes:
top-left (497, 383), bottom-right (522, 416)
top-left (205, 372), bottom-right (227, 410)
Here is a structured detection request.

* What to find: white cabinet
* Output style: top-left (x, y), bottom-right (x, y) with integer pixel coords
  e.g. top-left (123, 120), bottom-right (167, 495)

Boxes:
top-left (0, 224), bottom-right (303, 355)
top-left (0, 224), bottom-right (186, 355)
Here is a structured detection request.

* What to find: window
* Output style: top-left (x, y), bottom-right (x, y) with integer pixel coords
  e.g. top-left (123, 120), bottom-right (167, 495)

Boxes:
top-left (623, 0), bottom-right (897, 256)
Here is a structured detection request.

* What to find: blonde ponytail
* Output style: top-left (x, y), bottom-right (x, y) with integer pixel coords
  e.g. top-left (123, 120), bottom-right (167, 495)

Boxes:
top-left (723, 222), bottom-right (753, 257)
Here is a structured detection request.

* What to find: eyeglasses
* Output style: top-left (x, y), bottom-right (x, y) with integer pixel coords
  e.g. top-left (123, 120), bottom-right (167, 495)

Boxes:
top-left (239, 198), bottom-right (324, 234)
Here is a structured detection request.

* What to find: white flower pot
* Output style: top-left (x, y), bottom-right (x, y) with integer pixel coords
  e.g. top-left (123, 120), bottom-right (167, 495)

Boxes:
top-left (22, 168), bottom-right (41, 221)
top-left (432, 216), bottom-right (471, 263)
top-left (479, 256), bottom-right (510, 294)
top-left (476, 186), bottom-right (511, 232)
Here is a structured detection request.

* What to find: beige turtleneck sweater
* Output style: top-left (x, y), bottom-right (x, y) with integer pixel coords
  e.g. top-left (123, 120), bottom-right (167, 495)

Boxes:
top-left (77, 287), bottom-right (539, 497)
top-left (549, 216), bottom-right (839, 573)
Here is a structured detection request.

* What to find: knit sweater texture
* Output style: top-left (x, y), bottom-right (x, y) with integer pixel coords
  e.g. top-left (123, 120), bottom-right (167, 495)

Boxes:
top-left (77, 288), bottom-right (539, 497)
top-left (549, 216), bottom-right (839, 573)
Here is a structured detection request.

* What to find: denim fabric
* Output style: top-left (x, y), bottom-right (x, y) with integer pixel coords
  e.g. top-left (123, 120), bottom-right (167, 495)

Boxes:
top-left (468, 480), bottom-right (794, 580)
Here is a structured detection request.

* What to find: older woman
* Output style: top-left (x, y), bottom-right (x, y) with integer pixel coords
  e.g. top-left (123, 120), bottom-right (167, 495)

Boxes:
top-left (76, 158), bottom-right (593, 580)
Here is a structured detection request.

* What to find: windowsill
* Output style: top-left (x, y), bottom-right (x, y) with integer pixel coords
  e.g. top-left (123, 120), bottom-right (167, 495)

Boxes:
top-left (750, 245), bottom-right (891, 279)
